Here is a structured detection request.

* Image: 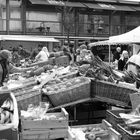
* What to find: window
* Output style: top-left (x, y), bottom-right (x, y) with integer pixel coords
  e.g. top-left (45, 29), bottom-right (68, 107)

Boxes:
top-left (9, 0), bottom-right (21, 31)
top-left (10, 8), bottom-right (21, 19)
top-left (111, 15), bottom-right (121, 35)
top-left (9, 20), bottom-right (21, 31)
top-left (125, 15), bottom-right (140, 32)
top-left (79, 14), bottom-right (109, 35)
top-left (26, 11), bottom-right (61, 33)
top-left (0, 1), bottom-right (6, 31)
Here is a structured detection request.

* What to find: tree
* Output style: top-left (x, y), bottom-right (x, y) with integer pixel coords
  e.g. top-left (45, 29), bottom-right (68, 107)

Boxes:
top-left (56, 0), bottom-right (75, 47)
top-left (63, 6), bottom-right (75, 46)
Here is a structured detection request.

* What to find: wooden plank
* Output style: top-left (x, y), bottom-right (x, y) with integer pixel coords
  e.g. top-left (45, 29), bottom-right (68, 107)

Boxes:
top-left (22, 128), bottom-right (68, 140)
top-left (22, 119), bottom-right (68, 130)
top-left (109, 127), bottom-right (122, 140)
top-left (48, 98), bottom-right (91, 112)
top-left (61, 108), bottom-right (69, 120)
top-left (94, 96), bottom-right (129, 107)
top-left (22, 128), bottom-right (67, 135)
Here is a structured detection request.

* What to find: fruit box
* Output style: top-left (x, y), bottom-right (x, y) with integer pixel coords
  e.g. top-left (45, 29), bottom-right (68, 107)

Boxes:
top-left (69, 120), bottom-right (121, 140)
top-left (21, 108), bottom-right (69, 140)
top-left (106, 109), bottom-right (132, 130)
top-left (46, 77), bottom-right (91, 106)
top-left (117, 124), bottom-right (140, 140)
top-left (21, 108), bottom-right (68, 130)
top-left (0, 92), bottom-right (19, 140)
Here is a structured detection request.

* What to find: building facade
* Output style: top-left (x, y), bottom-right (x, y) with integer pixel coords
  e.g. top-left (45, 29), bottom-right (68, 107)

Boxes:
top-left (1, 0), bottom-right (140, 41)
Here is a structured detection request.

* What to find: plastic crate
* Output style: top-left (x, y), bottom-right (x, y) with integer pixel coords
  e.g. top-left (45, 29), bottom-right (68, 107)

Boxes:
top-left (91, 79), bottom-right (137, 107)
top-left (106, 109), bottom-right (132, 130)
top-left (118, 124), bottom-right (140, 140)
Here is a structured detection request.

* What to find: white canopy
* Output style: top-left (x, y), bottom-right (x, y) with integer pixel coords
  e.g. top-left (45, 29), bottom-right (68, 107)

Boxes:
top-left (88, 40), bottom-right (129, 47)
top-left (0, 35), bottom-right (59, 42)
top-left (109, 26), bottom-right (140, 43)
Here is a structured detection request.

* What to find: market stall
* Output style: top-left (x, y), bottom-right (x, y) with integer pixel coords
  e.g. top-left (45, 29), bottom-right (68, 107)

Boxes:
top-left (89, 40), bottom-right (130, 64)
top-left (109, 26), bottom-right (140, 43)
top-left (89, 26), bottom-right (140, 63)
top-left (1, 34), bottom-right (140, 139)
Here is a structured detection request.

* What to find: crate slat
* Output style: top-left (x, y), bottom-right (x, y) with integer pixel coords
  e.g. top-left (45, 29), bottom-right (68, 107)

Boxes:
top-left (22, 128), bottom-right (68, 140)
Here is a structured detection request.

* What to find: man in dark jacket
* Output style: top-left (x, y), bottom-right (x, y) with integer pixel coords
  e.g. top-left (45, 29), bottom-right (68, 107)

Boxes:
top-left (113, 47), bottom-right (121, 62)
top-left (18, 45), bottom-right (30, 59)
top-left (30, 43), bottom-right (43, 60)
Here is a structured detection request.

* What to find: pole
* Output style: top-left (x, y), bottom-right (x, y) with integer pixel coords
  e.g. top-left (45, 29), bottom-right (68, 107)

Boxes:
top-left (6, 0), bottom-right (10, 34)
top-left (109, 44), bottom-right (111, 64)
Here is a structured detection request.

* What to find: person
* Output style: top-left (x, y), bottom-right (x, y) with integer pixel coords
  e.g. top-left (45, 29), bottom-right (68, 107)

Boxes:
top-left (18, 45), bottom-right (30, 59)
top-left (76, 47), bottom-right (94, 65)
top-left (9, 46), bottom-right (13, 52)
top-left (0, 50), bottom-right (34, 86)
top-left (79, 44), bottom-right (87, 50)
top-left (75, 49), bottom-right (80, 63)
top-left (11, 47), bottom-right (21, 66)
top-left (30, 43), bottom-right (43, 60)
top-left (62, 42), bottom-right (72, 62)
top-left (113, 47), bottom-right (121, 62)
top-left (126, 50), bottom-right (140, 88)
top-left (35, 46), bottom-right (50, 62)
top-left (118, 50), bottom-right (129, 71)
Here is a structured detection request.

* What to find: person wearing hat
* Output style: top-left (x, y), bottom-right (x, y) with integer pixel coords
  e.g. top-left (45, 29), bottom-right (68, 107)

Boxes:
top-left (0, 49), bottom-right (34, 86)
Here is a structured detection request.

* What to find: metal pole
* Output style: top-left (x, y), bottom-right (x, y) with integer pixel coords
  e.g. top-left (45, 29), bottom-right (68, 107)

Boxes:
top-left (6, 0), bottom-right (10, 34)
top-left (109, 44), bottom-right (111, 64)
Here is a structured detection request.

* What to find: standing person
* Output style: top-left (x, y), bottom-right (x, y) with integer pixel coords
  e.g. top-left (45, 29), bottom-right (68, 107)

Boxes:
top-left (126, 50), bottom-right (140, 88)
top-left (62, 42), bottom-right (72, 62)
top-left (35, 47), bottom-right (50, 62)
top-left (0, 50), bottom-right (34, 86)
top-left (30, 43), bottom-right (43, 60)
top-left (18, 45), bottom-right (30, 59)
top-left (11, 47), bottom-right (20, 66)
top-left (118, 50), bottom-right (129, 71)
top-left (113, 47), bottom-right (121, 62)
top-left (113, 47), bottom-right (121, 69)
top-left (75, 49), bottom-right (80, 64)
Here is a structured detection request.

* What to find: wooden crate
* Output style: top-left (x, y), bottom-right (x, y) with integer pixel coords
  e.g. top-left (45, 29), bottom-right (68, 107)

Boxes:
top-left (0, 93), bottom-right (19, 140)
top-left (21, 108), bottom-right (69, 140)
top-left (106, 109), bottom-right (131, 131)
top-left (70, 120), bottom-right (121, 140)
top-left (21, 128), bottom-right (68, 140)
